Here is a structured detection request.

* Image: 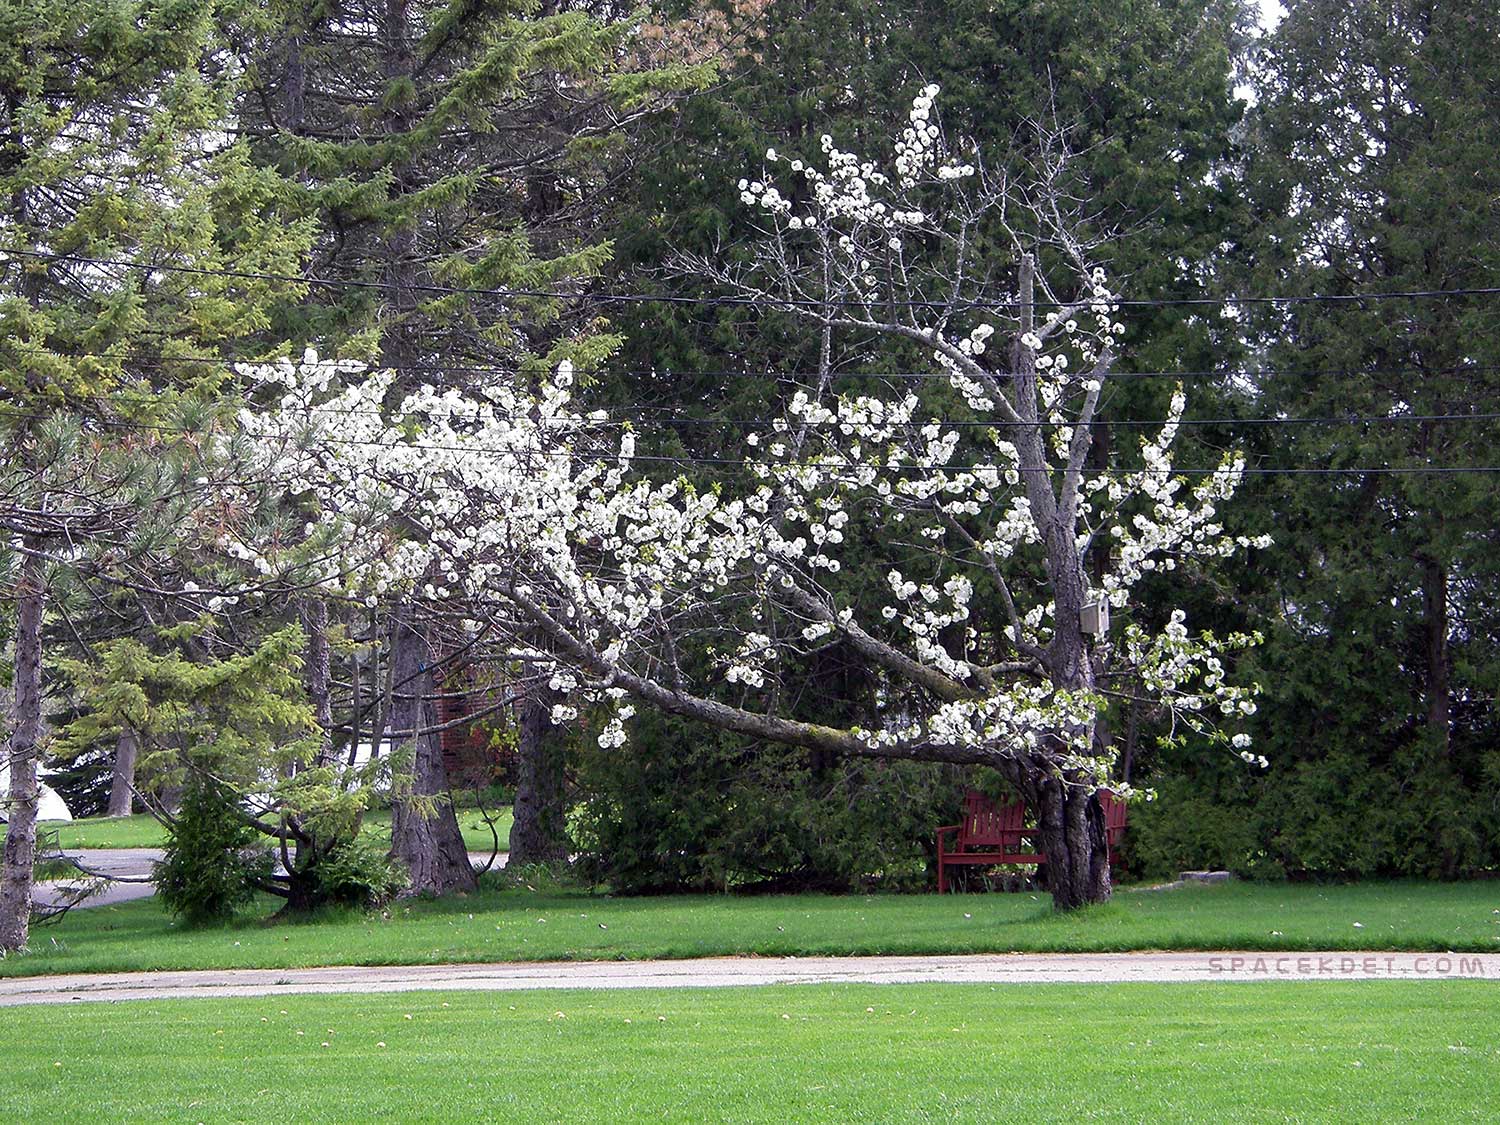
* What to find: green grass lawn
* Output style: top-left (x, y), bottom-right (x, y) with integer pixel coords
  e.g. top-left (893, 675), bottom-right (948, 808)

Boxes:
top-left (4, 982), bottom-right (1496, 1122)
top-left (41, 807), bottom-right (511, 854)
top-left (7, 879), bottom-right (1500, 979)
top-left (41, 813), bottom-right (168, 849)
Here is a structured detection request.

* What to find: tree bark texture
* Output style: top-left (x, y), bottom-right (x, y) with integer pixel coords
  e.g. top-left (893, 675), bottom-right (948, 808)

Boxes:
top-left (387, 608), bottom-right (477, 896)
top-left (508, 676), bottom-right (569, 866)
top-left (301, 598), bottom-right (334, 766)
top-left (1027, 767), bottom-right (1111, 912)
top-left (378, 0), bottom-right (418, 370)
top-left (107, 727), bottom-right (138, 818)
top-left (1, 545), bottom-right (44, 951)
top-left (1020, 257), bottom-right (1110, 909)
top-left (371, 7), bottom-right (471, 895)
top-left (1421, 556), bottom-right (1451, 757)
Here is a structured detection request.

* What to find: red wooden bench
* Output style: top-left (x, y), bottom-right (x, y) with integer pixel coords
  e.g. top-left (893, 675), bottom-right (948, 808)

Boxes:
top-left (936, 792), bottom-right (1042, 893)
top-left (1099, 789), bottom-right (1128, 867)
top-left (937, 789), bottom-right (1128, 892)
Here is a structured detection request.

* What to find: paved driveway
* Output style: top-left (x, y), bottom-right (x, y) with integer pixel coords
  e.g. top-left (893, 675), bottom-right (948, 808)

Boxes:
top-left (1, 950), bottom-right (1493, 1006)
top-left (34, 848), bottom-right (506, 911)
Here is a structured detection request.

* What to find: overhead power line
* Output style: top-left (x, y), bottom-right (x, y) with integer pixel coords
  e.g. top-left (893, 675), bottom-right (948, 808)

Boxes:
top-left (0, 404), bottom-right (1495, 476)
top-left (5, 246), bottom-right (1500, 311)
top-left (13, 345), bottom-right (1500, 386)
top-left (13, 388), bottom-right (1500, 432)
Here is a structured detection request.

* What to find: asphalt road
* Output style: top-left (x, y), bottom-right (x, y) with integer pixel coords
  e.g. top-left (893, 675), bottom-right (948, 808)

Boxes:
top-left (33, 848), bottom-right (507, 912)
top-left (1, 950), bottom-right (1492, 1006)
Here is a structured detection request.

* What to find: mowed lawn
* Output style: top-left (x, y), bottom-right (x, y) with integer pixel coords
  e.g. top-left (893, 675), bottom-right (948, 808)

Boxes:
top-left (6, 880), bottom-right (1500, 978)
top-left (6, 982), bottom-right (1498, 1122)
top-left (40, 808), bottom-right (512, 854)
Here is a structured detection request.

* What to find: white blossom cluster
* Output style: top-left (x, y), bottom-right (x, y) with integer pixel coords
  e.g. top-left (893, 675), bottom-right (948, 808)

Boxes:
top-left (233, 340), bottom-right (1267, 770)
top-left (1091, 390), bottom-right (1275, 609)
top-left (736, 85), bottom-right (973, 258)
top-left (739, 372), bottom-right (1267, 763)
top-left (1121, 616), bottom-right (1267, 767)
top-left (222, 89), bottom-right (1271, 777)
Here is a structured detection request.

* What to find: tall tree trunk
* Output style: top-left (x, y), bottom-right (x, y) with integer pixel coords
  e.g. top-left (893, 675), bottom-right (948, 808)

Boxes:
top-left (107, 727), bottom-right (138, 817)
top-left (1031, 537), bottom-right (1109, 910)
top-left (1028, 766), bottom-right (1111, 912)
top-left (1421, 555), bottom-right (1451, 757)
top-left (284, 22), bottom-right (306, 138)
top-left (369, 0), bottom-right (474, 896)
top-left (1012, 253), bottom-right (1111, 911)
top-left (301, 598), bottom-right (333, 766)
top-left (509, 676), bottom-right (569, 866)
top-left (387, 609), bottom-right (477, 896)
top-left (1, 544), bottom-right (44, 951)
top-left (379, 0), bottom-right (418, 369)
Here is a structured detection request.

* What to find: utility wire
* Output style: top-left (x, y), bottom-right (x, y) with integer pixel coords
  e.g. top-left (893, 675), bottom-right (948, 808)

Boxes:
top-left (15, 389), bottom-right (1500, 432)
top-left (5, 246), bottom-right (1500, 310)
top-left (12, 345), bottom-right (1500, 386)
top-left (0, 404), bottom-right (1494, 476)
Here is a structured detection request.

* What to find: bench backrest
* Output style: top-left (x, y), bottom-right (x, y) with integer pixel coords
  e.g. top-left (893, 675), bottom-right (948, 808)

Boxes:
top-left (954, 789), bottom-right (1126, 848)
top-left (1099, 789), bottom-right (1128, 844)
top-left (958, 791), bottom-right (1027, 847)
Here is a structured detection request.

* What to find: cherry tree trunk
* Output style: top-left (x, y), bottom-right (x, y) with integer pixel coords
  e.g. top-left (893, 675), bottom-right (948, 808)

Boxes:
top-left (387, 609), bottom-right (476, 897)
top-left (1032, 774), bottom-right (1112, 911)
top-left (1, 547), bottom-right (44, 951)
top-left (508, 678), bottom-right (569, 867)
top-left (106, 728), bottom-right (138, 818)
top-left (1028, 601), bottom-right (1111, 909)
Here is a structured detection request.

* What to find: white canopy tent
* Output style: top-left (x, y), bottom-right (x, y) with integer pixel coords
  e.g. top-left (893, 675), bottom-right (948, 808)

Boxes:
top-left (0, 757), bottom-right (74, 823)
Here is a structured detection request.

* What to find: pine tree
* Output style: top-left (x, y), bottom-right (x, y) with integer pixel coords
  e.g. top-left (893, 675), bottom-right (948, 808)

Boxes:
top-left (1179, 0), bottom-right (1500, 877)
top-left (0, 0), bottom-right (311, 950)
top-left (229, 1), bottom-right (710, 890)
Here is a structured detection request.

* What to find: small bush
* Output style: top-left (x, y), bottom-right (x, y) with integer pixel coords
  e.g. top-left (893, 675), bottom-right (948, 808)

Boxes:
top-left (155, 781), bottom-right (273, 925)
top-left (310, 833), bottom-right (408, 908)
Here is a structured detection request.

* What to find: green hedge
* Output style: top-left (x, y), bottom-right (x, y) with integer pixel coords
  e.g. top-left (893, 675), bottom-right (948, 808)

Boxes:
top-left (572, 709), bottom-right (961, 893)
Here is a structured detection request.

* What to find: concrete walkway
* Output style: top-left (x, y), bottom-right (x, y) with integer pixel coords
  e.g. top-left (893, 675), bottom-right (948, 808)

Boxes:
top-left (1, 950), bottom-right (1492, 1007)
top-left (34, 849), bottom-right (163, 913)
top-left (33, 848), bottom-right (507, 912)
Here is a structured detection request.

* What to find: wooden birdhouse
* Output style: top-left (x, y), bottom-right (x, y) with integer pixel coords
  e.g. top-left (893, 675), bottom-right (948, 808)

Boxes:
top-left (1080, 598), bottom-right (1110, 637)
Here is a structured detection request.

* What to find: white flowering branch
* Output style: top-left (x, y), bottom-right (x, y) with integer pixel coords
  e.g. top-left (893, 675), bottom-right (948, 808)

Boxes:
top-left (226, 88), bottom-right (1273, 907)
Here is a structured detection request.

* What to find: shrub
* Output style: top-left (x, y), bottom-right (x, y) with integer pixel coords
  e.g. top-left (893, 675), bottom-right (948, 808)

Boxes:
top-left (154, 781), bottom-right (272, 925)
top-left (572, 709), bottom-right (959, 893)
top-left (1133, 740), bottom-right (1500, 881)
top-left (306, 833), bottom-right (408, 908)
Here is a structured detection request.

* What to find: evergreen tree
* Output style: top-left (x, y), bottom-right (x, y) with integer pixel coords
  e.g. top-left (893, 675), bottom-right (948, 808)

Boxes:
top-left (229, 1), bottom-right (709, 890)
top-left (0, 0), bottom-right (310, 950)
top-left (1139, 0), bottom-right (1500, 877)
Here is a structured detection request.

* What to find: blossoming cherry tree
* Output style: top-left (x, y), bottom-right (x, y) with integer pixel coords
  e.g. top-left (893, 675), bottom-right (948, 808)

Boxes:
top-left (239, 88), bottom-right (1269, 909)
